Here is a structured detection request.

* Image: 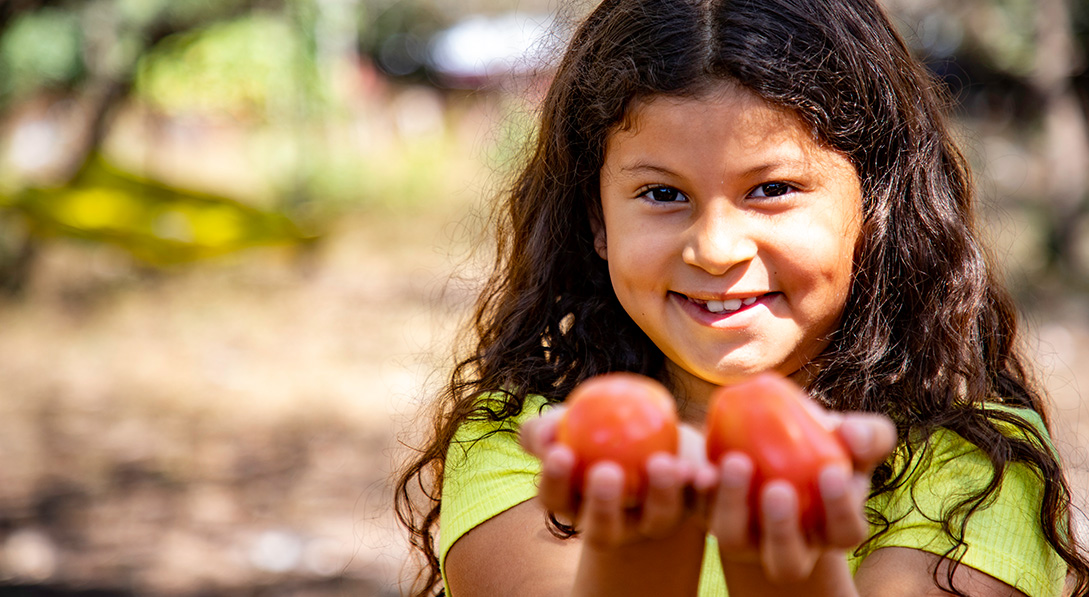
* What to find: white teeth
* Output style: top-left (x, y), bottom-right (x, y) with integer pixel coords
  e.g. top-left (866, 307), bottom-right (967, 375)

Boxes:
top-left (703, 298), bottom-right (747, 313)
top-left (742, 297), bottom-right (757, 306)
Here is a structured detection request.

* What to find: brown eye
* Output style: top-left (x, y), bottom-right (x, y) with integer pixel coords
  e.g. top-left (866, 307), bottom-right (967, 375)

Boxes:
top-left (641, 186), bottom-right (687, 202)
top-left (751, 182), bottom-right (795, 198)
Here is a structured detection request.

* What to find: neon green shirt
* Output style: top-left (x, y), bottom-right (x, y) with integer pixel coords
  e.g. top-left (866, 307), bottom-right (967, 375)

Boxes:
top-left (439, 395), bottom-right (1067, 596)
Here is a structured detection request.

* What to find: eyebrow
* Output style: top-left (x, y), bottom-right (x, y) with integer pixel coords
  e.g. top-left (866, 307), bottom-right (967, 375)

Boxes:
top-left (617, 157), bottom-right (811, 178)
top-left (618, 162), bottom-right (680, 176)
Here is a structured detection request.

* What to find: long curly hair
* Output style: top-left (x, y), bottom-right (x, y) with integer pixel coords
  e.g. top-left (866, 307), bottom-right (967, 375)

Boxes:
top-left (394, 0), bottom-right (1089, 595)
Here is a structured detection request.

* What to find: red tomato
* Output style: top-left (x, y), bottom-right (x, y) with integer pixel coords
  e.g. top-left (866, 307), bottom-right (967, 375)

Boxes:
top-left (705, 373), bottom-right (849, 532)
top-left (556, 373), bottom-right (680, 500)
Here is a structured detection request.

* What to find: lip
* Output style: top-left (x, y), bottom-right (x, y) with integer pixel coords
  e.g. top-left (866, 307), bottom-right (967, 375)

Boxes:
top-left (670, 291), bottom-right (777, 327)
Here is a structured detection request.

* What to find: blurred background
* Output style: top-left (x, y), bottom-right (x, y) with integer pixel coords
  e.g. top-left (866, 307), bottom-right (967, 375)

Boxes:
top-left (0, 0), bottom-right (1086, 595)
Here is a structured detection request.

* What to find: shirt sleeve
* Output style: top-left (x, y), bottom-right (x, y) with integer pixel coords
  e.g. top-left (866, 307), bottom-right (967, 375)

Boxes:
top-left (438, 395), bottom-right (551, 592)
top-left (850, 406), bottom-right (1067, 597)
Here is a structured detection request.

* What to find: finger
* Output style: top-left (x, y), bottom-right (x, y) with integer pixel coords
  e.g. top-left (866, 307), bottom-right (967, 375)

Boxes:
top-left (708, 452), bottom-right (754, 552)
top-left (690, 460), bottom-right (719, 520)
top-left (579, 461), bottom-right (627, 548)
top-left (759, 481), bottom-right (818, 583)
top-left (818, 464), bottom-right (869, 547)
top-left (675, 424), bottom-right (717, 517)
top-left (800, 396), bottom-right (842, 431)
top-left (538, 444), bottom-right (578, 515)
top-left (837, 414), bottom-right (897, 472)
top-left (519, 407), bottom-right (566, 457)
top-left (692, 460), bottom-right (719, 493)
top-left (638, 453), bottom-right (684, 538)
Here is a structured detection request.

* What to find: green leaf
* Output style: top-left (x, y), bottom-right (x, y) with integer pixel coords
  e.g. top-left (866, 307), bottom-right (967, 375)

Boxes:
top-left (6, 154), bottom-right (318, 265)
top-left (0, 8), bottom-right (84, 99)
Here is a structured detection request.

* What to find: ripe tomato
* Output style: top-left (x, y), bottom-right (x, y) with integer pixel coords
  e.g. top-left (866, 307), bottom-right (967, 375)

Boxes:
top-left (705, 373), bottom-right (849, 532)
top-left (556, 373), bottom-right (680, 501)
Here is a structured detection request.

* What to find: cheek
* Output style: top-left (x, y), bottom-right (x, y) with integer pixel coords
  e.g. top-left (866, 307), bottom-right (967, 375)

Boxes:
top-left (817, 233), bottom-right (859, 325)
top-left (784, 221), bottom-right (850, 270)
top-left (604, 216), bottom-right (668, 268)
top-left (604, 231), bottom-right (676, 317)
top-left (606, 237), bottom-right (654, 293)
top-left (779, 225), bottom-right (857, 318)
top-left (824, 234), bottom-right (857, 285)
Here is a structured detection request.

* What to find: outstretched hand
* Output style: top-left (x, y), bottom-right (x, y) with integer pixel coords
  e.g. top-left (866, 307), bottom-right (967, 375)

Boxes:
top-left (707, 407), bottom-right (897, 585)
top-left (520, 406), bottom-right (716, 549)
top-left (520, 389), bottom-right (897, 589)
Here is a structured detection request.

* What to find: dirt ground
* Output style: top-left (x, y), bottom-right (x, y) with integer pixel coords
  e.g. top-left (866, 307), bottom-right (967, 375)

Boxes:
top-left (0, 201), bottom-right (481, 595)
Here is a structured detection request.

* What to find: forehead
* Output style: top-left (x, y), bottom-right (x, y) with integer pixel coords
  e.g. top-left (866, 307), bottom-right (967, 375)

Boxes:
top-left (613, 84), bottom-right (809, 148)
top-left (605, 84), bottom-right (848, 174)
top-left (623, 83), bottom-right (792, 126)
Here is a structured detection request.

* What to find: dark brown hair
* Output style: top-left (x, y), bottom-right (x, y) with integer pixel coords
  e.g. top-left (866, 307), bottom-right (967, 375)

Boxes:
top-left (395, 0), bottom-right (1089, 595)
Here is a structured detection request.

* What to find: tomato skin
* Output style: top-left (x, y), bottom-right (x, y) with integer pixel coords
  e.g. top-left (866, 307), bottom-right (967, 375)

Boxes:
top-left (556, 373), bottom-right (680, 500)
top-left (705, 373), bottom-right (849, 532)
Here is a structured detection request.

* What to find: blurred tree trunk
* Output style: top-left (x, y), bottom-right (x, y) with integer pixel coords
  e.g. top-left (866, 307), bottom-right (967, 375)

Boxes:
top-left (0, 215), bottom-right (37, 297)
top-left (0, 0), bottom-right (286, 296)
top-left (0, 0), bottom-right (60, 31)
top-left (61, 0), bottom-right (280, 181)
top-left (1032, 0), bottom-right (1089, 280)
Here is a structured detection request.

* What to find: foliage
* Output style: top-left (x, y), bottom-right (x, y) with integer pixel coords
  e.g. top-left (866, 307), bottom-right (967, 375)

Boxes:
top-left (5, 155), bottom-right (315, 266)
top-left (0, 8), bottom-right (84, 102)
top-left (0, 0), bottom-right (328, 290)
top-left (135, 13), bottom-right (325, 120)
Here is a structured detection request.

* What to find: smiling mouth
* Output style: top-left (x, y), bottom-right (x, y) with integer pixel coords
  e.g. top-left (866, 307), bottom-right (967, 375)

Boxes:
top-left (675, 292), bottom-right (773, 314)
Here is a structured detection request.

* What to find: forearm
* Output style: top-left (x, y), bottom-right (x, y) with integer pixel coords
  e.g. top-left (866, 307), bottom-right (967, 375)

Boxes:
top-left (721, 552), bottom-right (858, 597)
top-left (572, 522), bottom-right (706, 597)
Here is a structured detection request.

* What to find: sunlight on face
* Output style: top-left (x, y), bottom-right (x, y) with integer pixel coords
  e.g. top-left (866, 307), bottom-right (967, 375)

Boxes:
top-left (596, 83), bottom-right (863, 418)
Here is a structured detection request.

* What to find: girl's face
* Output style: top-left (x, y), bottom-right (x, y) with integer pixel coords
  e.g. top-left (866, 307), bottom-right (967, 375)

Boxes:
top-left (596, 83), bottom-right (862, 412)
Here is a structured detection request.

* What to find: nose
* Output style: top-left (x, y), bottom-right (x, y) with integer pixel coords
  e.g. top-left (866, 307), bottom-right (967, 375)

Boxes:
top-left (681, 207), bottom-right (757, 275)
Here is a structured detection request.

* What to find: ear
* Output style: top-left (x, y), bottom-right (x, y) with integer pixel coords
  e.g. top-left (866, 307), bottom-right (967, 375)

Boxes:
top-left (589, 211), bottom-right (607, 260)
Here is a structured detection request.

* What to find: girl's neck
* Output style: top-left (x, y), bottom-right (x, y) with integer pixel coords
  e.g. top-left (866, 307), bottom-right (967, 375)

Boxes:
top-left (666, 372), bottom-right (718, 425)
top-left (665, 364), bottom-right (819, 425)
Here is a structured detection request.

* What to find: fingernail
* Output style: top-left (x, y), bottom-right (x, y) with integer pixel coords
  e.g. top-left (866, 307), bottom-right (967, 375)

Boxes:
top-left (720, 454), bottom-right (752, 488)
top-left (694, 466), bottom-right (717, 491)
top-left (543, 446), bottom-right (573, 475)
top-left (650, 466), bottom-right (675, 489)
top-left (590, 463), bottom-right (624, 500)
top-left (844, 420), bottom-right (873, 452)
top-left (646, 453), bottom-right (672, 483)
top-left (819, 466), bottom-right (848, 500)
top-left (763, 484), bottom-right (794, 522)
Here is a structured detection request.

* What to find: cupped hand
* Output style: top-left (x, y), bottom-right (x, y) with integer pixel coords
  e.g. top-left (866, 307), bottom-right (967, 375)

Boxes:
top-left (707, 408), bottom-right (897, 584)
top-left (520, 406), bottom-right (716, 549)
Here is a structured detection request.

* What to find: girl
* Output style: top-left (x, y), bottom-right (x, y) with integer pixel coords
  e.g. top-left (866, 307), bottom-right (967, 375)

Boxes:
top-left (395, 0), bottom-right (1089, 595)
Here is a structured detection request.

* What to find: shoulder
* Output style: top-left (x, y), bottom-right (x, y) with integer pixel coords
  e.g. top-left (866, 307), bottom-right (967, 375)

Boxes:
top-left (856, 404), bottom-right (1066, 597)
top-left (855, 546), bottom-right (1031, 596)
top-left (439, 394), bottom-right (555, 589)
top-left (444, 497), bottom-right (580, 597)
top-left (444, 393), bottom-right (554, 484)
top-left (884, 403), bottom-right (1054, 494)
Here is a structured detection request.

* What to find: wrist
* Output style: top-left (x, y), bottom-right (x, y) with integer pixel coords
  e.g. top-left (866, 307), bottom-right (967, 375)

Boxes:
top-left (573, 522), bottom-right (706, 597)
top-left (721, 551), bottom-right (858, 597)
